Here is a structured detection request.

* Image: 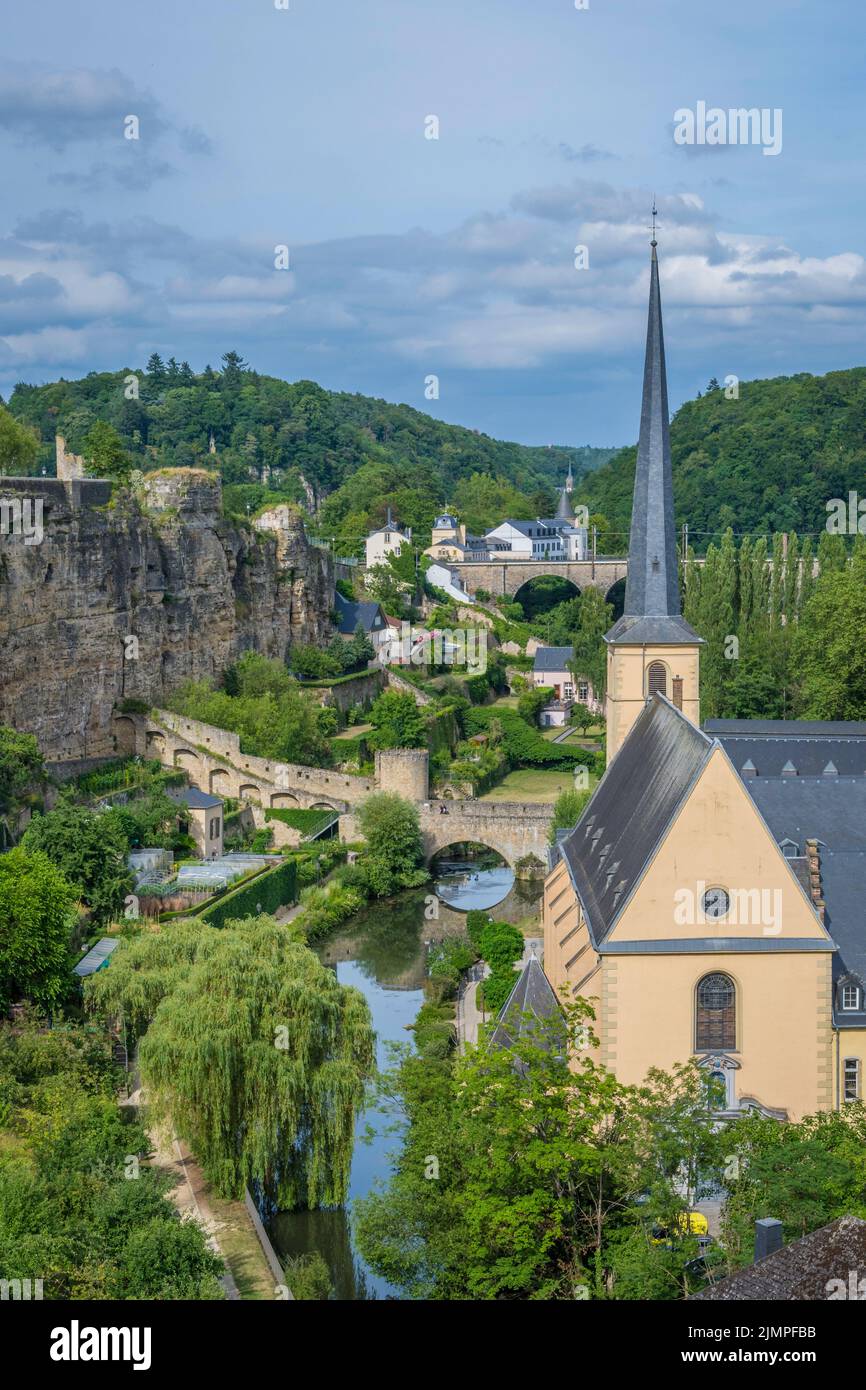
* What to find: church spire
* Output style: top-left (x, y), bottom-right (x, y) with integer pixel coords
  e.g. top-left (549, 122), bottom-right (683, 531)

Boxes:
top-left (605, 233), bottom-right (700, 647)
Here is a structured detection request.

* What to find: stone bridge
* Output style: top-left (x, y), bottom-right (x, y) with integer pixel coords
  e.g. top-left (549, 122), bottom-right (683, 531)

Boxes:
top-left (418, 800), bottom-right (554, 867)
top-left (448, 556), bottom-right (628, 601)
top-left (113, 711), bottom-right (555, 863)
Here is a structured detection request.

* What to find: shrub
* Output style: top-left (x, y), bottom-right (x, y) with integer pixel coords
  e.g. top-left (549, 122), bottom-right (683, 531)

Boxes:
top-left (479, 920), bottom-right (524, 971)
top-left (480, 967), bottom-right (518, 1015)
top-left (466, 909), bottom-right (493, 949)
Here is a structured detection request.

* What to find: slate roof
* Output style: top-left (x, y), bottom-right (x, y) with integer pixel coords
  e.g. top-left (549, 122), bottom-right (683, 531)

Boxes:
top-left (559, 694), bottom-right (713, 945)
top-left (335, 592), bottom-right (385, 636)
top-left (745, 776), bottom-right (866, 1025)
top-left (691, 1216), bottom-right (866, 1301)
top-left (489, 955), bottom-right (566, 1059)
top-left (533, 645), bottom-right (574, 673)
top-left (170, 786), bottom-right (222, 810)
top-left (604, 612), bottom-right (703, 646)
top-left (555, 488), bottom-right (574, 523)
top-left (609, 242), bottom-right (684, 636)
top-left (707, 721), bottom-right (866, 777)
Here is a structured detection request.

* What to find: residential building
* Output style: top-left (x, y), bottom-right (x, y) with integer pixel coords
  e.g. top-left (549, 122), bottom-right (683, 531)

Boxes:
top-left (365, 508), bottom-right (411, 568)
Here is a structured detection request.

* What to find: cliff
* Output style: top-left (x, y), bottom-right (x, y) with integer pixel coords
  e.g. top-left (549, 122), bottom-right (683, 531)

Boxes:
top-left (0, 470), bottom-right (334, 762)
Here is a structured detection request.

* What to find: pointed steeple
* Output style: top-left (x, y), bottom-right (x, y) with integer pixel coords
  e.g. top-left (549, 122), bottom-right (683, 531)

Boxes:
top-left (565, 460), bottom-right (574, 494)
top-left (605, 237), bottom-right (701, 647)
top-left (555, 486), bottom-right (574, 524)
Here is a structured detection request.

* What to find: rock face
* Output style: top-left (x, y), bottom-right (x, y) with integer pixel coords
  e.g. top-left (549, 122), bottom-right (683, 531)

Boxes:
top-left (0, 471), bottom-right (333, 762)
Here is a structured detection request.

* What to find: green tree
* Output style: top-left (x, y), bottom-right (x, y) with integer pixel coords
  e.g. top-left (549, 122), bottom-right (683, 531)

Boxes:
top-left (549, 787), bottom-right (591, 842)
top-left (22, 805), bottom-right (133, 925)
top-left (0, 848), bottom-right (79, 1009)
top-left (0, 403), bottom-right (38, 475)
top-left (88, 917), bottom-right (374, 1207)
top-left (356, 792), bottom-right (425, 896)
top-left (795, 549), bottom-right (866, 717)
top-left (0, 726), bottom-right (44, 847)
top-left (368, 690), bottom-right (427, 749)
top-left (82, 420), bottom-right (134, 483)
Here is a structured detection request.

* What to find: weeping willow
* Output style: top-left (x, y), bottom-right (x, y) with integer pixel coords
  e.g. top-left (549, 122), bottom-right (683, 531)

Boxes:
top-left (87, 917), bottom-right (374, 1210)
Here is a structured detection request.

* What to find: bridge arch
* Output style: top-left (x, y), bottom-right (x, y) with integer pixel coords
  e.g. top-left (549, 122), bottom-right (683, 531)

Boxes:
top-left (604, 576), bottom-right (626, 621)
top-left (512, 573), bottom-right (580, 619)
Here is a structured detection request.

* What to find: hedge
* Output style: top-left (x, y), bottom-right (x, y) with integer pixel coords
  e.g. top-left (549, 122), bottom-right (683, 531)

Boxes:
top-left (265, 808), bottom-right (337, 837)
top-left (198, 857), bottom-right (298, 928)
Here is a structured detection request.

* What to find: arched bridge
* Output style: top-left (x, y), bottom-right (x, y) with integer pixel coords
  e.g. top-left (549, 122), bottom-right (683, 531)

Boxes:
top-left (418, 801), bottom-right (554, 867)
top-left (448, 557), bottom-right (628, 601)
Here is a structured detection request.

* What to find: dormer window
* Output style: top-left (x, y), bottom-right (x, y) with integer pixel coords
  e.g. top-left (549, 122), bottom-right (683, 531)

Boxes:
top-left (842, 984), bottom-right (861, 1012)
top-left (780, 838), bottom-right (799, 858)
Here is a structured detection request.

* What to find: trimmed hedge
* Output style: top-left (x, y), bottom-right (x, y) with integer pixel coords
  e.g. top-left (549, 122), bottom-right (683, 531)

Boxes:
top-left (265, 808), bottom-right (337, 837)
top-left (198, 857), bottom-right (298, 928)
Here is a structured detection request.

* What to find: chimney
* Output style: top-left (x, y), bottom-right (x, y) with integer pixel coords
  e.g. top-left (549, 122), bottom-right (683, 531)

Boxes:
top-left (754, 1217), bottom-right (784, 1263)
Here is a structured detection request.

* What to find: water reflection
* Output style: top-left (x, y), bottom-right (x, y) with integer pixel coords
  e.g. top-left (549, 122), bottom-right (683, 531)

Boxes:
top-left (268, 878), bottom-right (541, 1299)
top-left (432, 845), bottom-right (515, 912)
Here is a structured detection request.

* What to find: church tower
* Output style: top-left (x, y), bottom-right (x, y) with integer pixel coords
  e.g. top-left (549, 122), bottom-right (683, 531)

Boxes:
top-left (603, 233), bottom-right (703, 765)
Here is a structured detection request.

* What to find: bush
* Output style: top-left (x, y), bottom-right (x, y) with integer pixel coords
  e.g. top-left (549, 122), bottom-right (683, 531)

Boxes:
top-left (480, 967), bottom-right (518, 1015)
top-left (466, 909), bottom-right (493, 949)
top-left (479, 920), bottom-right (524, 971)
top-left (283, 1251), bottom-right (333, 1300)
top-left (199, 858), bottom-right (298, 928)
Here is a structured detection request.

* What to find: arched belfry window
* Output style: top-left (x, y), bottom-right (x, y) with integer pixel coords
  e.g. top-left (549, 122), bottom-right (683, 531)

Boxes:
top-left (647, 661), bottom-right (668, 698)
top-left (696, 973), bottom-right (736, 1051)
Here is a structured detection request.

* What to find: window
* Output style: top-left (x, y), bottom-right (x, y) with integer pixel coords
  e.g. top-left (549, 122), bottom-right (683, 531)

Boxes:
top-left (564, 682), bottom-right (574, 699)
top-left (842, 984), bottom-right (861, 1011)
top-left (844, 1058), bottom-right (861, 1102)
top-left (696, 973), bottom-right (736, 1051)
top-left (647, 661), bottom-right (668, 697)
top-left (578, 682), bottom-right (589, 702)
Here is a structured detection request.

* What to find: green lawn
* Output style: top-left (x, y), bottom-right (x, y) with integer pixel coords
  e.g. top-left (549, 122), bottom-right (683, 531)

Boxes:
top-left (480, 767), bottom-right (598, 802)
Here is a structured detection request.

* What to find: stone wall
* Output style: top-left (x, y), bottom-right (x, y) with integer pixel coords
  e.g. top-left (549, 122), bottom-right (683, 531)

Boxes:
top-left (0, 472), bottom-right (334, 763)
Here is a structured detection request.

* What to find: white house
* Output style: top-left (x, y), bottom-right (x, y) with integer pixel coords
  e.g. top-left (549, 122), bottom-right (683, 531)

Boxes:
top-left (532, 644), bottom-right (602, 725)
top-left (365, 509), bottom-right (412, 568)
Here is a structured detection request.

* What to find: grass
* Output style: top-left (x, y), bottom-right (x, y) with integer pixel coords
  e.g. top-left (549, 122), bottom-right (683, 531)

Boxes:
top-left (205, 1191), bottom-right (277, 1301)
top-left (332, 722), bottom-right (374, 738)
top-left (480, 767), bottom-right (598, 802)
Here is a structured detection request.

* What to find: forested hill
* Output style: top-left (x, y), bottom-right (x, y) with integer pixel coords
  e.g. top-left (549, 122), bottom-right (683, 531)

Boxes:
top-left (5, 355), bottom-right (615, 538)
top-left (581, 367), bottom-right (866, 551)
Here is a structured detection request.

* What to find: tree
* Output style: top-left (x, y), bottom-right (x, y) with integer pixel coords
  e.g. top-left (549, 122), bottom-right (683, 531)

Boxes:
top-left (88, 918), bottom-right (374, 1207)
top-left (356, 792), bottom-right (425, 896)
top-left (353, 1000), bottom-right (724, 1300)
top-left (549, 787), bottom-right (592, 842)
top-left (0, 403), bottom-right (38, 475)
top-left (0, 725), bottom-right (43, 847)
top-left (0, 848), bottom-right (79, 1009)
top-left (368, 690), bottom-right (427, 749)
top-left (0, 1016), bottom-right (224, 1299)
top-left (22, 805), bottom-right (133, 925)
top-left (82, 420), bottom-right (134, 483)
top-left (517, 686), bottom-right (553, 726)
top-left (795, 549), bottom-right (866, 718)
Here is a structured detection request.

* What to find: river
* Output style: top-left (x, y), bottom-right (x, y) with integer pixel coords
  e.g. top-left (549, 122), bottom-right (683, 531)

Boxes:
top-left (268, 867), bottom-right (541, 1299)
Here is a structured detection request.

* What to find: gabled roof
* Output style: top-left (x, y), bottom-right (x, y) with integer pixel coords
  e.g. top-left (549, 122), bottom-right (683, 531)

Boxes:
top-left (335, 591), bottom-right (385, 635)
top-left (533, 645), bottom-right (574, 673)
top-left (489, 955), bottom-right (565, 1059)
top-left (171, 786), bottom-right (222, 810)
top-left (692, 1216), bottom-right (866, 1302)
top-left (559, 694), bottom-right (713, 944)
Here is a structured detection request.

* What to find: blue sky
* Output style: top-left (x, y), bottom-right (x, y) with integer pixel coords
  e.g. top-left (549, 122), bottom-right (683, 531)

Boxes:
top-left (2, 0), bottom-right (865, 445)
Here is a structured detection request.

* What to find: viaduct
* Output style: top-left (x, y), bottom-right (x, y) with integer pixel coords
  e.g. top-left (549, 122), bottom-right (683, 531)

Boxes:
top-left (114, 709), bottom-right (555, 867)
top-left (447, 556), bottom-right (628, 601)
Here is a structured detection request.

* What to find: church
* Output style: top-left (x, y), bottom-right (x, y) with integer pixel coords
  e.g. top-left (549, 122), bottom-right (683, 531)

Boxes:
top-left (542, 235), bottom-right (866, 1122)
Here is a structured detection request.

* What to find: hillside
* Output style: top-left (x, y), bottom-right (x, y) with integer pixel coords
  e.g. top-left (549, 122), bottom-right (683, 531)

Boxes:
top-left (5, 356), bottom-right (615, 542)
top-left (580, 367), bottom-right (866, 550)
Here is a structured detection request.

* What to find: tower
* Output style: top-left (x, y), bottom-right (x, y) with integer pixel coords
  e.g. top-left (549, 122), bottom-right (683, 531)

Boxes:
top-left (565, 460), bottom-right (574, 495)
top-left (603, 232), bottom-right (703, 765)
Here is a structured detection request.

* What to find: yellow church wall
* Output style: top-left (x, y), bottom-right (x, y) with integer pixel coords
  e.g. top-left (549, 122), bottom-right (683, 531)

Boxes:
top-left (606, 643), bottom-right (701, 763)
top-left (611, 747), bottom-right (832, 946)
top-left (601, 949), bottom-right (834, 1120)
top-left (543, 860), bottom-right (602, 1064)
top-left (836, 1031), bottom-right (866, 1108)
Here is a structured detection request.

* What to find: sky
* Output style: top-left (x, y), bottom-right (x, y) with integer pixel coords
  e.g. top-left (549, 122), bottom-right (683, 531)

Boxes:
top-left (2, 0), bottom-right (865, 447)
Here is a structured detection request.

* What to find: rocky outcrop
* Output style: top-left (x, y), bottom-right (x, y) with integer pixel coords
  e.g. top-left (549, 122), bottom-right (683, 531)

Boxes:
top-left (0, 471), bottom-right (333, 762)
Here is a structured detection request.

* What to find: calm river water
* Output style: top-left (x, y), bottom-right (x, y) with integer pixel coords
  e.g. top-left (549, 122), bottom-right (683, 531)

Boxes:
top-left (268, 867), bottom-right (541, 1299)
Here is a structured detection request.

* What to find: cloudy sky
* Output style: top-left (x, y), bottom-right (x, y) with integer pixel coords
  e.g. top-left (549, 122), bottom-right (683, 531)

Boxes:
top-left (2, 0), bottom-right (864, 445)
